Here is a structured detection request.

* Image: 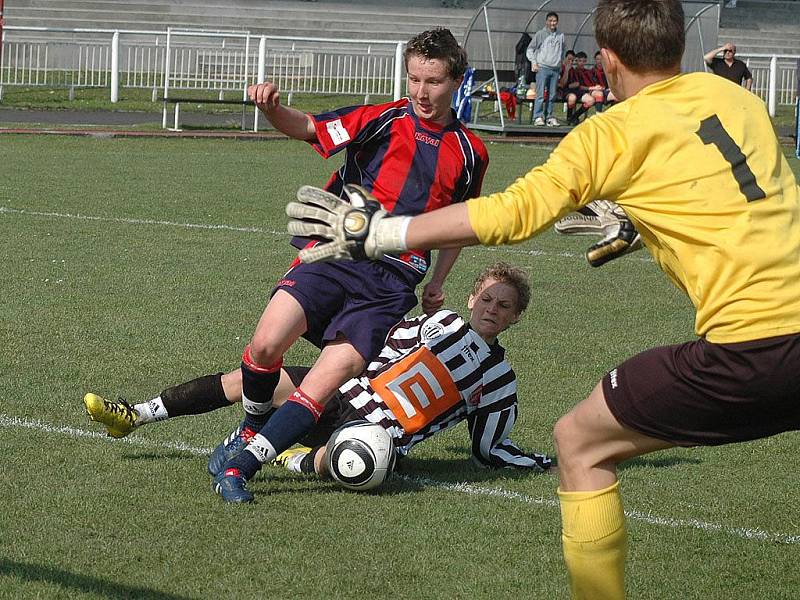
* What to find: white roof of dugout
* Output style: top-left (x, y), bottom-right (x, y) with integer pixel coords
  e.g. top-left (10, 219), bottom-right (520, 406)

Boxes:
top-left (462, 0), bottom-right (721, 80)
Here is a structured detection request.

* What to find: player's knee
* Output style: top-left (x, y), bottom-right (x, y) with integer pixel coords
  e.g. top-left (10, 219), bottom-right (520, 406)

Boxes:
top-left (553, 412), bottom-right (592, 473)
top-left (220, 369), bottom-right (243, 403)
top-left (553, 413), bottom-right (575, 458)
top-left (248, 337), bottom-right (283, 367)
top-left (341, 354), bottom-right (365, 379)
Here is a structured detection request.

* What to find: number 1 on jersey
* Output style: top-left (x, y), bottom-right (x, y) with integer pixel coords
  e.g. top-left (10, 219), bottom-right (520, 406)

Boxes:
top-left (696, 114), bottom-right (766, 202)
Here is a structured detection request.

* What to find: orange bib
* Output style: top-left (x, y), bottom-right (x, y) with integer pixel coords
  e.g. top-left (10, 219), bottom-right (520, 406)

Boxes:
top-left (370, 346), bottom-right (462, 434)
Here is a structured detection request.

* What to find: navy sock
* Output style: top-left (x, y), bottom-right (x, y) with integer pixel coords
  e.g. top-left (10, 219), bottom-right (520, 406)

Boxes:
top-left (241, 354), bottom-right (281, 432)
top-left (257, 400), bottom-right (319, 457)
top-left (226, 450), bottom-right (262, 481)
top-left (228, 398), bottom-right (320, 480)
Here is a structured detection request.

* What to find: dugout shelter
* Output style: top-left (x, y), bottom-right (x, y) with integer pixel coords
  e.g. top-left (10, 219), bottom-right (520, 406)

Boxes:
top-left (463, 0), bottom-right (721, 133)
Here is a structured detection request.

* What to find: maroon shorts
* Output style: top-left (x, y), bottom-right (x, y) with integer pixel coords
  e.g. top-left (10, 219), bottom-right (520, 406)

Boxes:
top-left (603, 333), bottom-right (800, 446)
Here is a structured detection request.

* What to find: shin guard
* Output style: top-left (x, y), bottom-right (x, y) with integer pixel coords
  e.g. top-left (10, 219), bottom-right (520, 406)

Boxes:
top-left (241, 345), bottom-right (283, 431)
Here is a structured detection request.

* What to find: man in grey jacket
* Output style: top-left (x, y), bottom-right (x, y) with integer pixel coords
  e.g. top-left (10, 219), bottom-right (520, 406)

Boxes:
top-left (526, 12), bottom-right (565, 126)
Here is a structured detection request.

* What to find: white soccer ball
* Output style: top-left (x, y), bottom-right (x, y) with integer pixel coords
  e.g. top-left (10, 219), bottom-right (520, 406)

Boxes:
top-left (325, 421), bottom-right (395, 491)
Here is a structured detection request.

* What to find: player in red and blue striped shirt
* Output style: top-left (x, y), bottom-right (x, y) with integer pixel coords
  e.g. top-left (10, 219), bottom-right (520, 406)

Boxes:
top-left (83, 28), bottom-right (489, 504)
top-left (301, 94), bottom-right (488, 287)
top-left (216, 28), bottom-right (490, 502)
top-left (207, 29), bottom-right (489, 503)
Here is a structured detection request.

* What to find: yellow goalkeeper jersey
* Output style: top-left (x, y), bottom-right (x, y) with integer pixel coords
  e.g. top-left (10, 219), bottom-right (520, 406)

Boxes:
top-left (467, 72), bottom-right (800, 343)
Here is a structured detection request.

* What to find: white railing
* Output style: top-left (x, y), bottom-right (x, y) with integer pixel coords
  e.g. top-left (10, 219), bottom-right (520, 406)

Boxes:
top-left (4, 26), bottom-right (795, 121)
top-left (737, 53), bottom-right (799, 115)
top-left (0, 26), bottom-right (406, 108)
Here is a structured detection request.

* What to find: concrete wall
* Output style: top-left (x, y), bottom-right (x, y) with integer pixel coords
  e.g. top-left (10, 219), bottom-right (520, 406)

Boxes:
top-left (719, 0), bottom-right (800, 55)
top-left (5, 0), bottom-right (475, 43)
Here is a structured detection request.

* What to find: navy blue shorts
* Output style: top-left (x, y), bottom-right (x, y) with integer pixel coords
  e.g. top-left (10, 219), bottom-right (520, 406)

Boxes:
top-left (274, 259), bottom-right (417, 362)
top-left (603, 333), bottom-right (800, 446)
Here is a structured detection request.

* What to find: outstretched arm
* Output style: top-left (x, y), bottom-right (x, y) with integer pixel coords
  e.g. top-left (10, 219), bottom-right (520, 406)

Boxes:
top-left (408, 206), bottom-right (478, 250)
top-left (286, 186), bottom-right (480, 263)
top-left (248, 82), bottom-right (316, 140)
top-left (467, 405), bottom-right (552, 471)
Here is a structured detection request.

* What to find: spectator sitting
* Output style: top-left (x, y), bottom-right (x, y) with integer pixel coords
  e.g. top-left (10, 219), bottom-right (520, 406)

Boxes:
top-left (703, 42), bottom-right (753, 91)
top-left (555, 50), bottom-right (576, 110)
top-left (566, 51), bottom-right (600, 125)
top-left (591, 50), bottom-right (618, 111)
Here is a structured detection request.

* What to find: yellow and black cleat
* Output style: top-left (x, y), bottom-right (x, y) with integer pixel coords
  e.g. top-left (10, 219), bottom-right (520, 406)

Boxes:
top-left (83, 393), bottom-right (138, 438)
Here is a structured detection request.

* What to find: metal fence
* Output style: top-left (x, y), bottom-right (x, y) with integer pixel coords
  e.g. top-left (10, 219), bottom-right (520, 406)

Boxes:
top-left (1, 25), bottom-right (798, 119)
top-left (739, 53), bottom-right (800, 111)
top-left (0, 26), bottom-right (406, 107)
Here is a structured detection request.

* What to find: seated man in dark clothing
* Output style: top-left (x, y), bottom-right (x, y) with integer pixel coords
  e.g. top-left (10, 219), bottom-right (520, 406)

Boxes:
top-left (592, 50), bottom-right (618, 111)
top-left (703, 42), bottom-right (753, 90)
top-left (565, 51), bottom-right (602, 124)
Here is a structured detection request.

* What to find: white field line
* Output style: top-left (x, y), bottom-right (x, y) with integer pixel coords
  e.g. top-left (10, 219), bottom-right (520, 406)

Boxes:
top-left (0, 413), bottom-right (211, 456)
top-left (402, 475), bottom-right (800, 545)
top-left (0, 206), bottom-right (286, 236)
top-left (2, 413), bottom-right (797, 545)
top-left (0, 205), bottom-right (654, 263)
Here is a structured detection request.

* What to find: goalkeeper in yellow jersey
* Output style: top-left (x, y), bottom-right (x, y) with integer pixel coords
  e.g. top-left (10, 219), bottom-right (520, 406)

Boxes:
top-left (287, 0), bottom-right (800, 597)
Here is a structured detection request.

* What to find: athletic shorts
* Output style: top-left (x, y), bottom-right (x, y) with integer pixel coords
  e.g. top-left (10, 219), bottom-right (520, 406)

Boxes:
top-left (603, 333), bottom-right (800, 447)
top-left (274, 258), bottom-right (417, 362)
top-left (284, 366), bottom-right (360, 447)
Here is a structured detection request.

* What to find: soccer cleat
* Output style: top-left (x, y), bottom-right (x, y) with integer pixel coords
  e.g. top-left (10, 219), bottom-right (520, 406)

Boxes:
top-left (273, 446), bottom-right (312, 472)
top-left (83, 393), bottom-right (138, 438)
top-left (213, 468), bottom-right (254, 503)
top-left (207, 422), bottom-right (257, 476)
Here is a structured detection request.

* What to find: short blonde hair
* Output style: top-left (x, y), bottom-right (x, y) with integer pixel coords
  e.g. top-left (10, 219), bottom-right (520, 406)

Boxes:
top-left (471, 262), bottom-right (531, 313)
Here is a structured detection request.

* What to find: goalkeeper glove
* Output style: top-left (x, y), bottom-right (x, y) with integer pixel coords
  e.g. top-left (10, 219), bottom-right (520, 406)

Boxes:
top-left (286, 185), bottom-right (410, 263)
top-left (585, 212), bottom-right (642, 267)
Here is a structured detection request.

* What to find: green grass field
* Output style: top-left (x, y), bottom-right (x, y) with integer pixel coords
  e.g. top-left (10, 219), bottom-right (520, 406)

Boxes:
top-left (1, 135), bottom-right (798, 599)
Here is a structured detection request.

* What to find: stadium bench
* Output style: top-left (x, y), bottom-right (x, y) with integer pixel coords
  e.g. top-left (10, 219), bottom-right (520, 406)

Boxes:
top-left (160, 97), bottom-right (256, 131)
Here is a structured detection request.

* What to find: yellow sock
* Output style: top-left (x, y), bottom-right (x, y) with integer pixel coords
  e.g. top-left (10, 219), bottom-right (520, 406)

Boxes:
top-left (558, 481), bottom-right (627, 600)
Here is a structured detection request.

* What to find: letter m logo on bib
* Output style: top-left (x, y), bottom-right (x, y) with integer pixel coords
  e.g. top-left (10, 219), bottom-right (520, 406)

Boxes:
top-left (370, 347), bottom-right (461, 434)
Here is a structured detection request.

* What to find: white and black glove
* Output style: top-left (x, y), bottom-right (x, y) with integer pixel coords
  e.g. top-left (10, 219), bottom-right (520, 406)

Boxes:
top-left (585, 209), bottom-right (642, 267)
top-left (286, 184), bottom-right (410, 263)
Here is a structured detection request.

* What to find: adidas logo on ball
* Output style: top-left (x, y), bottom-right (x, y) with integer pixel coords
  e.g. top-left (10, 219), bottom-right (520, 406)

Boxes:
top-left (325, 421), bottom-right (396, 491)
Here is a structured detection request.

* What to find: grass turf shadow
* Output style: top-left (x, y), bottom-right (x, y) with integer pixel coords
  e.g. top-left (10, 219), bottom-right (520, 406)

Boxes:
top-left (0, 559), bottom-right (198, 600)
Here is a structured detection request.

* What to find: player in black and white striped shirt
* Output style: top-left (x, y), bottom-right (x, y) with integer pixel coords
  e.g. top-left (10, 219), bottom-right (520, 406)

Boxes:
top-left (277, 262), bottom-right (552, 478)
top-left (83, 263), bottom-right (552, 486)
